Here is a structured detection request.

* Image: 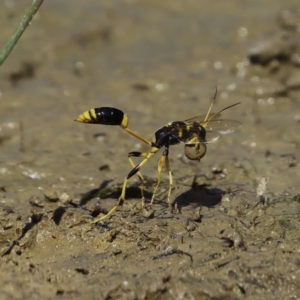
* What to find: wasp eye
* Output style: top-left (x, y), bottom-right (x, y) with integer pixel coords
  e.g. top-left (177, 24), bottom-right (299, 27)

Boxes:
top-left (184, 143), bottom-right (207, 161)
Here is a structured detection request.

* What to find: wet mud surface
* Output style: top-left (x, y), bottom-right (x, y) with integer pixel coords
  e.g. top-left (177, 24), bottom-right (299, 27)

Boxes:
top-left (0, 1), bottom-right (300, 299)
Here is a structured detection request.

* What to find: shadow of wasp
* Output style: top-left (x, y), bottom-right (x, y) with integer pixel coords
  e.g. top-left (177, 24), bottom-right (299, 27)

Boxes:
top-left (75, 89), bottom-right (240, 224)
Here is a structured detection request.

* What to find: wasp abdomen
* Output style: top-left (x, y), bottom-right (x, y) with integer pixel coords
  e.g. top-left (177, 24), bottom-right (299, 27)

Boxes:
top-left (93, 107), bottom-right (124, 125)
top-left (75, 107), bottom-right (127, 126)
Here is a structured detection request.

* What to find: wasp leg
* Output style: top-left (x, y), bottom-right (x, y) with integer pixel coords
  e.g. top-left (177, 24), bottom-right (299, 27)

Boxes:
top-left (150, 148), bottom-right (169, 206)
top-left (128, 152), bottom-right (148, 207)
top-left (90, 148), bottom-right (159, 224)
top-left (164, 151), bottom-right (173, 207)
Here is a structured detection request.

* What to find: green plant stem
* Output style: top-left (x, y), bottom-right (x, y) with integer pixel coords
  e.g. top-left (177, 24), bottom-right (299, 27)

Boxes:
top-left (0, 0), bottom-right (44, 66)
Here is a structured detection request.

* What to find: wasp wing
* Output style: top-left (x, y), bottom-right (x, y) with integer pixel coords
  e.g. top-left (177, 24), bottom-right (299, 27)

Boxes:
top-left (201, 119), bottom-right (241, 133)
top-left (202, 119), bottom-right (241, 143)
top-left (184, 112), bottom-right (222, 123)
top-left (169, 119), bottom-right (241, 144)
top-left (185, 102), bottom-right (240, 124)
top-left (174, 102), bottom-right (241, 145)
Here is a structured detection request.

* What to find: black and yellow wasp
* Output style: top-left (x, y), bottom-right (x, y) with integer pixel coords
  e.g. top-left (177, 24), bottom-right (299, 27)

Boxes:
top-left (75, 93), bottom-right (240, 223)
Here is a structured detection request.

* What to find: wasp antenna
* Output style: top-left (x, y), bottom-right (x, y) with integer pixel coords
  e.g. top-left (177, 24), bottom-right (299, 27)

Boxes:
top-left (213, 86), bottom-right (218, 101)
top-left (207, 102), bottom-right (241, 122)
top-left (204, 87), bottom-right (218, 123)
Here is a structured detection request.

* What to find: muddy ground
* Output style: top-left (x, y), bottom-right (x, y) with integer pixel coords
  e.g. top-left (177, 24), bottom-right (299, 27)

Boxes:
top-left (0, 1), bottom-right (300, 299)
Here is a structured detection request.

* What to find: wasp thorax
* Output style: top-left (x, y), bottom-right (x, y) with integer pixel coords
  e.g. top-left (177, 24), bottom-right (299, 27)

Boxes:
top-left (184, 142), bottom-right (207, 161)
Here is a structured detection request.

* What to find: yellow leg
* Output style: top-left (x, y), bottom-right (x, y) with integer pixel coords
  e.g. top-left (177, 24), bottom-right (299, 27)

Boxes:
top-left (90, 176), bottom-right (129, 224)
top-left (150, 154), bottom-right (166, 205)
top-left (164, 154), bottom-right (173, 207)
top-left (128, 156), bottom-right (145, 207)
top-left (91, 148), bottom-right (159, 224)
top-left (90, 203), bottom-right (119, 224)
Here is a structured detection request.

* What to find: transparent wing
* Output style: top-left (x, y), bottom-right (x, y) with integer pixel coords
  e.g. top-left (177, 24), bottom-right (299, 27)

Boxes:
top-left (171, 102), bottom-right (241, 144)
top-left (169, 118), bottom-right (241, 144)
top-left (185, 102), bottom-right (240, 124)
top-left (184, 112), bottom-right (222, 123)
top-left (202, 119), bottom-right (241, 134)
top-left (203, 119), bottom-right (241, 143)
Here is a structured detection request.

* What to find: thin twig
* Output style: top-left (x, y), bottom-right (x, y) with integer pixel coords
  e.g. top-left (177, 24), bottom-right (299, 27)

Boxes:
top-left (0, 0), bottom-right (44, 66)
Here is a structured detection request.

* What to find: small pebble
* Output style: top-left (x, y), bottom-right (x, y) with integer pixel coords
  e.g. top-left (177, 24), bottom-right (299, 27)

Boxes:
top-left (44, 187), bottom-right (59, 202)
top-left (192, 207), bottom-right (202, 222)
top-left (112, 248), bottom-right (122, 255)
top-left (142, 207), bottom-right (154, 219)
top-left (59, 193), bottom-right (71, 204)
top-left (29, 195), bottom-right (44, 207)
